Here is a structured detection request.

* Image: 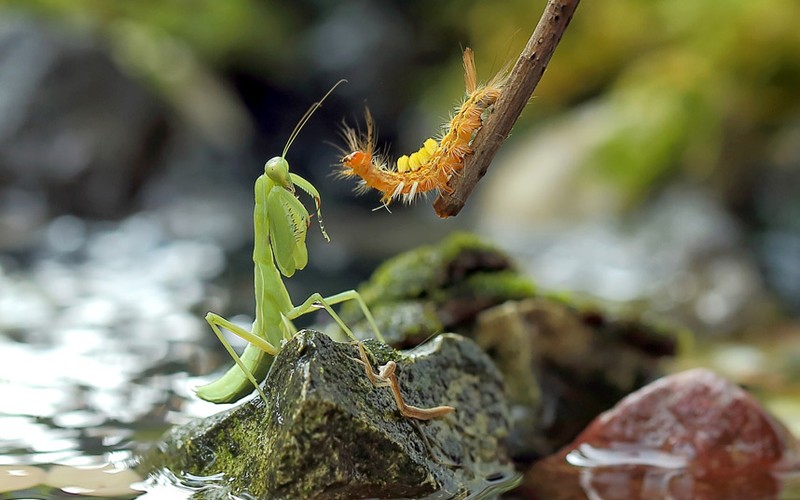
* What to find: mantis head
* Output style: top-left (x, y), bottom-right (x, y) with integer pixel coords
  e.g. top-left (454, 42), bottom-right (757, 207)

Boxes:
top-left (265, 156), bottom-right (294, 192)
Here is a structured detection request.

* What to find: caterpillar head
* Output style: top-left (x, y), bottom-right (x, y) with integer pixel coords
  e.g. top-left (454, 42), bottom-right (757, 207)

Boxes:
top-left (341, 150), bottom-right (372, 176)
top-left (339, 107), bottom-right (379, 177)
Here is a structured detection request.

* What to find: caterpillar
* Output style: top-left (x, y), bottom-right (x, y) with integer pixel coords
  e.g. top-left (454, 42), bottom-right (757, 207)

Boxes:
top-left (339, 48), bottom-right (506, 206)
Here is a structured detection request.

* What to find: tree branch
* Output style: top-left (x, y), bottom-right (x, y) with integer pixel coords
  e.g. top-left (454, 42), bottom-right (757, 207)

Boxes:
top-left (433, 0), bottom-right (580, 218)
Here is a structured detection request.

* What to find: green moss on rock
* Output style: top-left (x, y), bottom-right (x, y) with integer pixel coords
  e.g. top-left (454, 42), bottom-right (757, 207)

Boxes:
top-left (340, 232), bottom-right (534, 344)
top-left (138, 330), bottom-right (512, 499)
top-left (356, 232), bottom-right (514, 307)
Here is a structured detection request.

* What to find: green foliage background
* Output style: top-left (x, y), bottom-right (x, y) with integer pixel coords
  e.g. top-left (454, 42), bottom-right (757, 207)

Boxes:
top-left (3, 0), bottom-right (799, 204)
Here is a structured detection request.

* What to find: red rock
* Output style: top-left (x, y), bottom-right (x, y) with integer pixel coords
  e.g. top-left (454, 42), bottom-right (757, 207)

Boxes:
top-left (520, 369), bottom-right (800, 499)
top-left (568, 368), bottom-right (798, 475)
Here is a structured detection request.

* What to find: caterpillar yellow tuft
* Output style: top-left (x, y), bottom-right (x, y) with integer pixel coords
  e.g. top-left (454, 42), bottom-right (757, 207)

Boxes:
top-left (339, 48), bottom-right (507, 206)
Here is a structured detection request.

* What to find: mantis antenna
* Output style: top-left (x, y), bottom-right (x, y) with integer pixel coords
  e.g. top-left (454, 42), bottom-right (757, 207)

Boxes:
top-left (282, 79), bottom-right (347, 159)
top-left (281, 78), bottom-right (346, 239)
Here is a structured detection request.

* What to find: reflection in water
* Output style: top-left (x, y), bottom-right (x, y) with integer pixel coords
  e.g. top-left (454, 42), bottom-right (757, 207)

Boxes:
top-left (134, 468), bottom-right (523, 500)
top-left (135, 469), bottom-right (234, 499)
top-left (525, 447), bottom-right (800, 500)
top-left (0, 211), bottom-right (257, 497)
top-left (566, 444), bottom-right (688, 469)
top-left (0, 461), bottom-right (141, 497)
top-left (0, 465), bottom-right (47, 493)
top-left (47, 463), bottom-right (142, 497)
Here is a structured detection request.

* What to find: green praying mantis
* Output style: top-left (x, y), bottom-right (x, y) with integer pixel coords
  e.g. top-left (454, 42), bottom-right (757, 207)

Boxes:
top-left (195, 81), bottom-right (386, 404)
top-left (195, 82), bottom-right (456, 424)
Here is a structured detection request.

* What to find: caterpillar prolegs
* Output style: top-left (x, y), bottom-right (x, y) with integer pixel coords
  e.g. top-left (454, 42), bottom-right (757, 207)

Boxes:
top-left (339, 48), bottom-right (506, 206)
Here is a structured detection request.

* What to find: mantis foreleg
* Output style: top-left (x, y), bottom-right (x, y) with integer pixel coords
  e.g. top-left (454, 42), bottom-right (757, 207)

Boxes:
top-left (197, 290), bottom-right (382, 403)
top-left (196, 313), bottom-right (280, 403)
top-left (206, 313), bottom-right (281, 355)
top-left (286, 290), bottom-right (385, 344)
top-left (290, 173), bottom-right (329, 241)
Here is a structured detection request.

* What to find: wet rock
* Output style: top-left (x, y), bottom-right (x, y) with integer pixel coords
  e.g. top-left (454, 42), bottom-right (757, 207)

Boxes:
top-left (138, 330), bottom-right (512, 499)
top-left (474, 298), bottom-right (676, 462)
top-left (338, 232), bottom-right (676, 463)
top-left (522, 368), bottom-right (800, 499)
top-left (569, 368), bottom-right (799, 473)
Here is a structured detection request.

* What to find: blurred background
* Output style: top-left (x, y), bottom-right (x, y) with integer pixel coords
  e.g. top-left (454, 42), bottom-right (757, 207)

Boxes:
top-left (0, 0), bottom-right (799, 488)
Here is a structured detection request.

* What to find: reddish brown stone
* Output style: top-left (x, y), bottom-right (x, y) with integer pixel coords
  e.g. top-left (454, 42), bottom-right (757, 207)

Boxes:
top-left (569, 368), bottom-right (798, 475)
top-left (520, 369), bottom-right (800, 499)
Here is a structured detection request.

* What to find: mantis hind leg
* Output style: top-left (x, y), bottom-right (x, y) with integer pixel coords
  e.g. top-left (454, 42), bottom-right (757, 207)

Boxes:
top-left (286, 290), bottom-right (385, 344)
top-left (195, 313), bottom-right (280, 403)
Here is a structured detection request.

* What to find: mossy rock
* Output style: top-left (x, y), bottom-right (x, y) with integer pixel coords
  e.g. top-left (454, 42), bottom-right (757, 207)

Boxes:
top-left (138, 330), bottom-right (513, 499)
top-left (336, 231), bottom-right (678, 464)
top-left (341, 232), bottom-right (535, 344)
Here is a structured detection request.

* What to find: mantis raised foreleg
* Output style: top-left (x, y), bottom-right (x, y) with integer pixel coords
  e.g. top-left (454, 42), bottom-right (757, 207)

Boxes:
top-left (195, 82), bottom-right (385, 404)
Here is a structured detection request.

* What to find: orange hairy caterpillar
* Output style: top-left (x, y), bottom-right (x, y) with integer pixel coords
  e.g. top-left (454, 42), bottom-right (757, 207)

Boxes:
top-left (339, 48), bottom-right (506, 206)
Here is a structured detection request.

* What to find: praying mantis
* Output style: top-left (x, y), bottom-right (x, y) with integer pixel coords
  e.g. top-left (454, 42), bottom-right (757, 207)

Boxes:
top-left (195, 81), bottom-right (385, 404)
top-left (194, 82), bottom-right (456, 424)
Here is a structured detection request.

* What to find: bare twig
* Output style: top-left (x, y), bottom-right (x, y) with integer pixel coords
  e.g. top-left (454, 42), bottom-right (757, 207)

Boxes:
top-left (433, 0), bottom-right (580, 218)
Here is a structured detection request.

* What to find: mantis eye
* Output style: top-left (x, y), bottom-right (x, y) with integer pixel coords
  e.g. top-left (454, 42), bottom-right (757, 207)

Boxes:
top-left (265, 157), bottom-right (293, 191)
